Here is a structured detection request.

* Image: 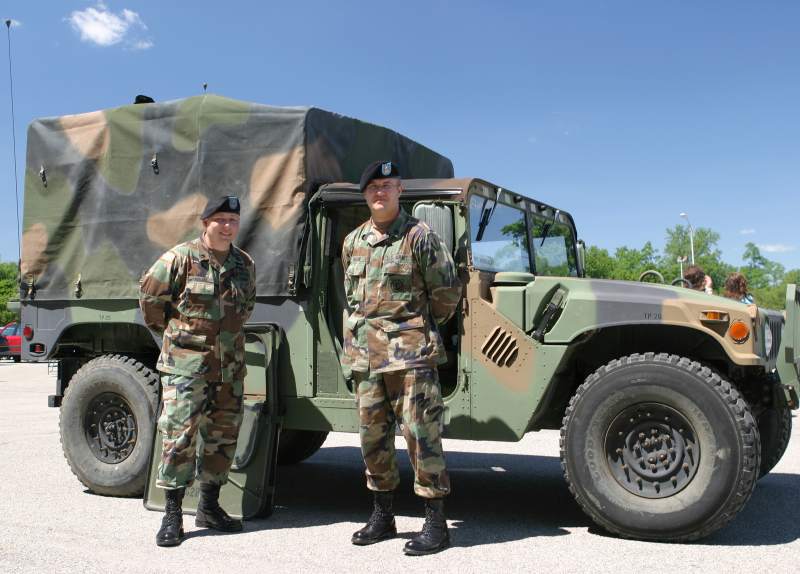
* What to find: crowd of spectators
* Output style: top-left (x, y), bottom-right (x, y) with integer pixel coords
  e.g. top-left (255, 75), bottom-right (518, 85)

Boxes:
top-left (682, 266), bottom-right (755, 304)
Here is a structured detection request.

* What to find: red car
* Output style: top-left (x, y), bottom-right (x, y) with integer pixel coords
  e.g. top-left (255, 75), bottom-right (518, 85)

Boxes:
top-left (0, 322), bottom-right (21, 362)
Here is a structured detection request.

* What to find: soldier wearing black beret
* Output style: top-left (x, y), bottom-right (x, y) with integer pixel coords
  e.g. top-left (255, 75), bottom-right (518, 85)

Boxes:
top-left (359, 159), bottom-right (401, 192)
top-left (201, 195), bottom-right (241, 220)
top-left (139, 194), bottom-right (256, 547)
top-left (344, 160), bottom-right (462, 555)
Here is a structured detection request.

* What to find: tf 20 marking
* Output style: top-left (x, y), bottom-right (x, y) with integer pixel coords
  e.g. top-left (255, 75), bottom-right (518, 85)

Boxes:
top-left (644, 312), bottom-right (662, 320)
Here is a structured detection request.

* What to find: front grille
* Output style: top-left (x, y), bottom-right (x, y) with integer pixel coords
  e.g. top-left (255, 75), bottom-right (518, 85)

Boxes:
top-left (762, 309), bottom-right (783, 370)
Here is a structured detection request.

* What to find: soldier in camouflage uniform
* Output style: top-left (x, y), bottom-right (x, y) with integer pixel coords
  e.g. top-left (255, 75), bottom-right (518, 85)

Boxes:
top-left (343, 161), bottom-right (462, 556)
top-left (139, 196), bottom-right (256, 547)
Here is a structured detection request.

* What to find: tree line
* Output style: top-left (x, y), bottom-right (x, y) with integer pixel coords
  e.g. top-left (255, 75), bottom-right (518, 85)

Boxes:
top-left (584, 224), bottom-right (798, 310)
top-left (0, 262), bottom-right (18, 325)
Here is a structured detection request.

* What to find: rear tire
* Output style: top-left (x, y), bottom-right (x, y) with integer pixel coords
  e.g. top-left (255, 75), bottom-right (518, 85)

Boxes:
top-left (277, 429), bottom-right (329, 465)
top-left (59, 354), bottom-right (159, 496)
top-left (560, 353), bottom-right (760, 542)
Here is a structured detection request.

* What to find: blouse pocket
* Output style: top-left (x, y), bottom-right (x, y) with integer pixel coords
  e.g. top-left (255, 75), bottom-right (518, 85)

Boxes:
top-left (179, 276), bottom-right (216, 318)
top-left (382, 257), bottom-right (413, 301)
top-left (346, 257), bottom-right (367, 301)
top-left (166, 327), bottom-right (209, 351)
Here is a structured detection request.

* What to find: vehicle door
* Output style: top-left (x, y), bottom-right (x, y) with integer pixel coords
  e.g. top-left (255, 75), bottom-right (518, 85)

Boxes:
top-left (144, 325), bottom-right (282, 519)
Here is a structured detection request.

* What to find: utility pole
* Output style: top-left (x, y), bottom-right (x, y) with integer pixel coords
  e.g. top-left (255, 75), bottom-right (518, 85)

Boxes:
top-left (680, 212), bottom-right (695, 265)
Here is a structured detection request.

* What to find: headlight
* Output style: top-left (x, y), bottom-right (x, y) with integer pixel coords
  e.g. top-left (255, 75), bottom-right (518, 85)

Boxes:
top-left (729, 320), bottom-right (750, 343)
top-left (764, 323), bottom-right (774, 357)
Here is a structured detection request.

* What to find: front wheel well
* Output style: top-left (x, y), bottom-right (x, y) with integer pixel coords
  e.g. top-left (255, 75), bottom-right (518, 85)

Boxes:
top-left (534, 324), bottom-right (743, 430)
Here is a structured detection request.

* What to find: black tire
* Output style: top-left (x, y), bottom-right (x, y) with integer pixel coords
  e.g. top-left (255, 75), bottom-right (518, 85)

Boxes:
top-left (277, 429), bottom-right (329, 465)
top-left (13, 355), bottom-right (21, 363)
top-left (757, 405), bottom-right (792, 478)
top-left (59, 354), bottom-right (159, 497)
top-left (560, 353), bottom-right (760, 542)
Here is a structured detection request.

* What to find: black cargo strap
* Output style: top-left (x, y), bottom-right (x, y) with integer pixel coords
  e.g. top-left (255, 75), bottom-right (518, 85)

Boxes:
top-left (532, 287), bottom-right (566, 342)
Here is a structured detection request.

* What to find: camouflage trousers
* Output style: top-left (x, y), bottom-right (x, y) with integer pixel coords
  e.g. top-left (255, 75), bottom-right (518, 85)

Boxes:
top-left (355, 367), bottom-right (450, 498)
top-left (156, 374), bottom-right (243, 490)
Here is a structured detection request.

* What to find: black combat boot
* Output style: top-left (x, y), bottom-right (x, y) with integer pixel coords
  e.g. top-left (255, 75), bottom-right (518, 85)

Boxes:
top-left (403, 498), bottom-right (450, 556)
top-left (351, 491), bottom-right (397, 545)
top-left (195, 483), bottom-right (243, 532)
top-left (156, 488), bottom-right (185, 547)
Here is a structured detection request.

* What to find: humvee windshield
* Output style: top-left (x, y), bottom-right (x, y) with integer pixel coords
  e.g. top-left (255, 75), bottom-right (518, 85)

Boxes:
top-left (469, 192), bottom-right (579, 277)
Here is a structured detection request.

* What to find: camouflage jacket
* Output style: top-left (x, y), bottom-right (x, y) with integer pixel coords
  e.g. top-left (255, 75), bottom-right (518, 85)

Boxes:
top-left (139, 237), bottom-right (256, 381)
top-left (341, 209), bottom-right (462, 375)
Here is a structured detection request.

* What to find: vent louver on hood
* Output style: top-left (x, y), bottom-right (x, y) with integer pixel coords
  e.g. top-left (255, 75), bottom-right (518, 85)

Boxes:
top-left (481, 326), bottom-right (519, 367)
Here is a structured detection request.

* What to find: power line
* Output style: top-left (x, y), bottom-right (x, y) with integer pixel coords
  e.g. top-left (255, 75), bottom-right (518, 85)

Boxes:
top-left (5, 19), bottom-right (21, 267)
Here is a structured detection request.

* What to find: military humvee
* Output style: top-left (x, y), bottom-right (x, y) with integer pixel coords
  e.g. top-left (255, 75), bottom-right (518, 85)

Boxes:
top-left (19, 95), bottom-right (800, 541)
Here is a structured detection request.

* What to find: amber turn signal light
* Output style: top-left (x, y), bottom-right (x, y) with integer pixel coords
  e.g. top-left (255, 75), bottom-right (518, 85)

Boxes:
top-left (728, 320), bottom-right (750, 343)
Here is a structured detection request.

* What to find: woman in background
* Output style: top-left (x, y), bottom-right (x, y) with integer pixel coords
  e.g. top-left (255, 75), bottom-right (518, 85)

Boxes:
top-left (723, 272), bottom-right (755, 304)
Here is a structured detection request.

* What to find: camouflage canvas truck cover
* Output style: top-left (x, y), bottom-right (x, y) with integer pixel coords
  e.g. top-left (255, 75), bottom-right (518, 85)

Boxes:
top-left (21, 96), bottom-right (800, 542)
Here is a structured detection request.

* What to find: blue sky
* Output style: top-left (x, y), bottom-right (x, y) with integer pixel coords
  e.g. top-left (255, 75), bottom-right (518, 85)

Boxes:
top-left (1, 1), bottom-right (798, 268)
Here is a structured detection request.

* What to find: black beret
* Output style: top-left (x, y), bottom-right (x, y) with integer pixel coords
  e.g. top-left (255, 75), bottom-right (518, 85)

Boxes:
top-left (359, 160), bottom-right (401, 192)
top-left (134, 94), bottom-right (155, 104)
top-left (201, 195), bottom-right (241, 219)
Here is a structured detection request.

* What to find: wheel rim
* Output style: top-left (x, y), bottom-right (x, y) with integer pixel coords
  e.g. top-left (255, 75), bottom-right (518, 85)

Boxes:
top-left (605, 402), bottom-right (700, 499)
top-left (84, 392), bottom-right (138, 463)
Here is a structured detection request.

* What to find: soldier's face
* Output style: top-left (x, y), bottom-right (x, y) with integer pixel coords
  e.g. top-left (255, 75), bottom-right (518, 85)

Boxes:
top-left (364, 178), bottom-right (402, 220)
top-left (202, 213), bottom-right (240, 249)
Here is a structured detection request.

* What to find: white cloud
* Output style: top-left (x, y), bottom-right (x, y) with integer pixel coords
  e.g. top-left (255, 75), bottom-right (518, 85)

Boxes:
top-left (757, 243), bottom-right (796, 253)
top-left (67, 3), bottom-right (152, 49)
top-left (132, 39), bottom-right (154, 50)
top-left (739, 228), bottom-right (756, 235)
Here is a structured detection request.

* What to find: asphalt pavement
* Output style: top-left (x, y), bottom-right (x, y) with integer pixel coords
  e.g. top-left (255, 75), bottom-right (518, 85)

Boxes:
top-left (1, 362), bottom-right (799, 573)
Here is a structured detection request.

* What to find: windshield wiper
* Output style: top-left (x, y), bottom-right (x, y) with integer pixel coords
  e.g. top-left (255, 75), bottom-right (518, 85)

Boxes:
top-left (475, 189), bottom-right (501, 242)
top-left (539, 209), bottom-right (561, 246)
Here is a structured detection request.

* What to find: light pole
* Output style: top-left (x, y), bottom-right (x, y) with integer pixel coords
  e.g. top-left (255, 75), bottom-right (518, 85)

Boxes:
top-left (677, 255), bottom-right (687, 278)
top-left (680, 212), bottom-right (695, 265)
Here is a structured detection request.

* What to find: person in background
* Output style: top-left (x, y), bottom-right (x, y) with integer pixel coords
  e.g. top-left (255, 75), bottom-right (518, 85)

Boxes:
top-left (684, 265), bottom-right (714, 295)
top-left (723, 272), bottom-right (755, 304)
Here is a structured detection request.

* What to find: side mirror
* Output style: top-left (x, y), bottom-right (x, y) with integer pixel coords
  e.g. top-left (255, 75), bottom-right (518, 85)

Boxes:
top-left (577, 239), bottom-right (586, 277)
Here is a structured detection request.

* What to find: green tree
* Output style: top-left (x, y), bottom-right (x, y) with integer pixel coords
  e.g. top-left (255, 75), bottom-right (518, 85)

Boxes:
top-left (585, 243), bottom-right (659, 281)
top-left (742, 242), bottom-right (785, 289)
top-left (565, 226), bottom-right (800, 313)
top-left (659, 225), bottom-right (733, 293)
top-left (610, 242), bottom-right (660, 281)
top-left (784, 269), bottom-right (800, 285)
top-left (734, 244), bottom-right (790, 309)
top-left (0, 262), bottom-right (19, 325)
top-left (584, 245), bottom-right (615, 279)
top-left (500, 219), bottom-right (526, 247)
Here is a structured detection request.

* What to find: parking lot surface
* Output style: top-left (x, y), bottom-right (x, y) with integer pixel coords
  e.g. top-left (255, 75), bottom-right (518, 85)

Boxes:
top-left (1, 362), bottom-right (799, 573)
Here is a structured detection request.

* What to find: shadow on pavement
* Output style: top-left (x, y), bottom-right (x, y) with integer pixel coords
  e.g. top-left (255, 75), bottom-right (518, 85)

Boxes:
top-left (245, 445), bottom-right (584, 546)
top-left (700, 472), bottom-right (800, 546)
top-left (241, 445), bottom-right (800, 548)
